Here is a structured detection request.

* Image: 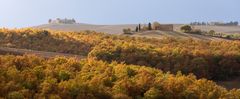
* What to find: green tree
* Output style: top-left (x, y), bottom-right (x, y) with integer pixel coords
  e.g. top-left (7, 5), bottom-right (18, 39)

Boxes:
top-left (180, 25), bottom-right (192, 33)
top-left (209, 30), bottom-right (215, 36)
top-left (58, 70), bottom-right (71, 81)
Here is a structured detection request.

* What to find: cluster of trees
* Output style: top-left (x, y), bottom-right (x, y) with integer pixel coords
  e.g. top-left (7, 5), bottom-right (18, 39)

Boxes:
top-left (135, 22), bottom-right (162, 32)
top-left (180, 25), bottom-right (240, 40)
top-left (123, 22), bottom-right (162, 34)
top-left (190, 21), bottom-right (239, 26)
top-left (135, 23), bottom-right (153, 32)
top-left (190, 22), bottom-right (209, 25)
top-left (180, 25), bottom-right (203, 34)
top-left (48, 18), bottom-right (76, 24)
top-left (223, 34), bottom-right (240, 39)
top-left (204, 30), bottom-right (240, 40)
top-left (0, 55), bottom-right (239, 99)
top-left (218, 21), bottom-right (239, 26)
top-left (180, 25), bottom-right (193, 33)
top-left (88, 38), bottom-right (240, 80)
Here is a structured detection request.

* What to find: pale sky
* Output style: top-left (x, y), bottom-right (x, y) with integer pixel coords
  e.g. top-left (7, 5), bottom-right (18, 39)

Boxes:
top-left (0, 0), bottom-right (239, 28)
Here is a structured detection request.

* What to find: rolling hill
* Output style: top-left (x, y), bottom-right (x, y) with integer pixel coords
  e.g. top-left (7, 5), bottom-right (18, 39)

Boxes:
top-left (128, 30), bottom-right (227, 41)
top-left (33, 23), bottom-right (240, 41)
top-left (34, 23), bottom-right (136, 34)
top-left (34, 23), bottom-right (240, 34)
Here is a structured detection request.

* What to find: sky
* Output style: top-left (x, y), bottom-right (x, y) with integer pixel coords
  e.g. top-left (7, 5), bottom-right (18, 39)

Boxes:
top-left (0, 0), bottom-right (239, 28)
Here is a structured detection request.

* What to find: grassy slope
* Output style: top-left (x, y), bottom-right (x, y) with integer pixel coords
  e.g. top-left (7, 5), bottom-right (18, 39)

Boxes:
top-left (34, 23), bottom-right (240, 34)
top-left (34, 23), bottom-right (137, 34)
top-left (34, 23), bottom-right (240, 41)
top-left (130, 30), bottom-right (227, 41)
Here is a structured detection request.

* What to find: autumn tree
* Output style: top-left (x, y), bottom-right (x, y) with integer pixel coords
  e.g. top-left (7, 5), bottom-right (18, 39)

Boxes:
top-left (0, 55), bottom-right (239, 98)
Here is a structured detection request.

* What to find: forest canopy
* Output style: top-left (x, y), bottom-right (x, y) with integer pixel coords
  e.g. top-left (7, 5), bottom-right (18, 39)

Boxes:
top-left (0, 55), bottom-right (239, 99)
top-left (0, 28), bottom-right (240, 98)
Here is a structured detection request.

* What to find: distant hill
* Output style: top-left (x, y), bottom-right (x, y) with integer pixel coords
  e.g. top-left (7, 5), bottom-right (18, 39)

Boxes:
top-left (33, 23), bottom-right (240, 41)
top-left (34, 23), bottom-right (240, 34)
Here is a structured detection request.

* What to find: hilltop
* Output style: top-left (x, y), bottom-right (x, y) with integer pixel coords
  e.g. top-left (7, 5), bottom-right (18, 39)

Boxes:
top-left (33, 22), bottom-right (240, 33)
top-left (33, 23), bottom-right (240, 41)
top-left (34, 23), bottom-right (136, 34)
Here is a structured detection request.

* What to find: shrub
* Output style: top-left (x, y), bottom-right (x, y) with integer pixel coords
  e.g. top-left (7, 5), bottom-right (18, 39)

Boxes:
top-left (58, 71), bottom-right (70, 81)
top-left (123, 28), bottom-right (132, 34)
top-left (209, 30), bottom-right (216, 35)
top-left (7, 92), bottom-right (24, 99)
top-left (191, 29), bottom-right (202, 34)
top-left (181, 25), bottom-right (192, 33)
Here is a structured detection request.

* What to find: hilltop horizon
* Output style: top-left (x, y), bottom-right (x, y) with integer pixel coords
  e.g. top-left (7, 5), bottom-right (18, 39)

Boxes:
top-left (1, 18), bottom-right (240, 28)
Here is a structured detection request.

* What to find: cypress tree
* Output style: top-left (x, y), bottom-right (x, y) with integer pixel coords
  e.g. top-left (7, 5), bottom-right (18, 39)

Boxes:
top-left (148, 22), bottom-right (152, 30)
top-left (138, 24), bottom-right (141, 31)
top-left (135, 26), bottom-right (139, 32)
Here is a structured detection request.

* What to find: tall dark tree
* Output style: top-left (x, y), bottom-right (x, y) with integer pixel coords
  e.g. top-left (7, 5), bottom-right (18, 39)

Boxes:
top-left (72, 18), bottom-right (76, 23)
top-left (148, 23), bottom-right (152, 30)
top-left (48, 19), bottom-right (52, 24)
top-left (135, 26), bottom-right (139, 32)
top-left (138, 24), bottom-right (141, 31)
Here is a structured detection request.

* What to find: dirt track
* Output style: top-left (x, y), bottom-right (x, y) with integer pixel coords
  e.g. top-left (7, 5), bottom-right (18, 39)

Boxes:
top-left (131, 30), bottom-right (228, 41)
top-left (0, 47), bottom-right (86, 60)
